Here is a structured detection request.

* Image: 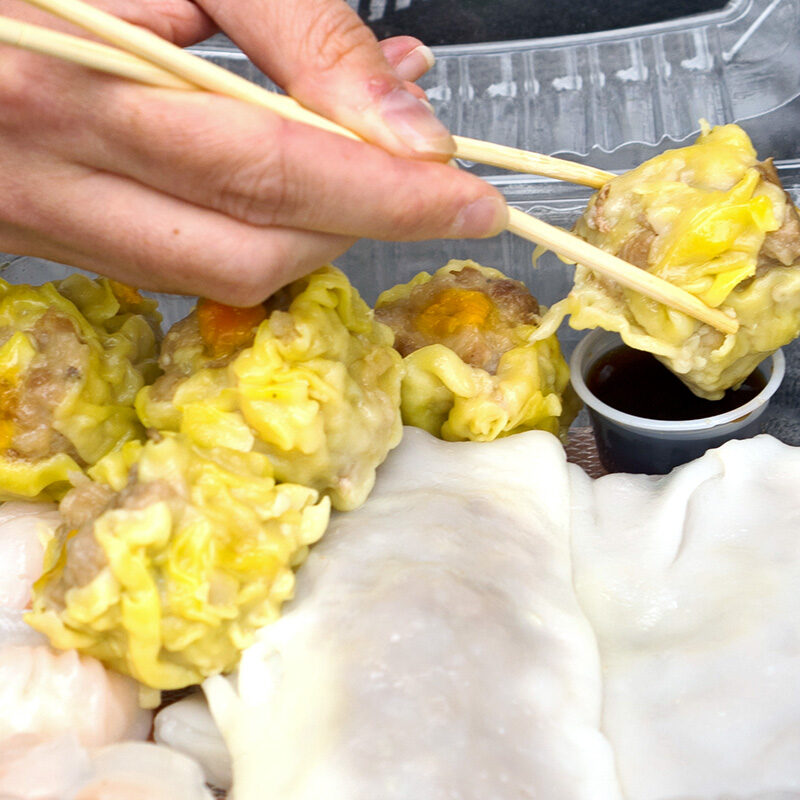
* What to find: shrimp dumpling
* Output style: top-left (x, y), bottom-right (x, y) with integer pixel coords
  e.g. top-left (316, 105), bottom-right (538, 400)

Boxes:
top-left (0, 644), bottom-right (151, 748)
top-left (0, 501), bottom-right (61, 609)
top-left (0, 736), bottom-right (213, 800)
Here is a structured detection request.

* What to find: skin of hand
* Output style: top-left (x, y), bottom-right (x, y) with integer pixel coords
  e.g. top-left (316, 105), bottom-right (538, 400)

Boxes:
top-left (0, 0), bottom-right (508, 304)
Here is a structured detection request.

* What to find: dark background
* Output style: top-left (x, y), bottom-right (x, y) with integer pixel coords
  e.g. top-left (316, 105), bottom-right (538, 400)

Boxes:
top-left (357, 0), bottom-right (728, 44)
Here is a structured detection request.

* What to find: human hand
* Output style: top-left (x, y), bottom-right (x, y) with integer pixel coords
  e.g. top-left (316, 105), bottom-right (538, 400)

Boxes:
top-left (0, 0), bottom-right (508, 304)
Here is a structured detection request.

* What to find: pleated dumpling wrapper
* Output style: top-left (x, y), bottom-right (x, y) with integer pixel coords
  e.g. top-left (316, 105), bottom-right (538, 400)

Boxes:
top-left (567, 123), bottom-right (800, 399)
top-left (0, 644), bottom-right (152, 749)
top-left (0, 737), bottom-right (214, 800)
top-left (0, 501), bottom-right (62, 609)
top-left (375, 260), bottom-right (578, 441)
top-left (137, 266), bottom-right (402, 511)
top-left (0, 275), bottom-right (160, 500)
top-left (26, 434), bottom-right (330, 690)
top-left (204, 427), bottom-right (623, 800)
top-left (569, 435), bottom-right (800, 799)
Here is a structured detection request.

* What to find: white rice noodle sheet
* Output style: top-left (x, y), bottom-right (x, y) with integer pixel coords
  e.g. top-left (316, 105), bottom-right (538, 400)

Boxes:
top-left (206, 427), bottom-right (623, 800)
top-left (0, 735), bottom-right (213, 800)
top-left (569, 435), bottom-right (800, 800)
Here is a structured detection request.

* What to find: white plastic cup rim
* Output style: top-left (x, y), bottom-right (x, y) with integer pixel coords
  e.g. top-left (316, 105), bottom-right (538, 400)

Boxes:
top-left (569, 329), bottom-right (786, 434)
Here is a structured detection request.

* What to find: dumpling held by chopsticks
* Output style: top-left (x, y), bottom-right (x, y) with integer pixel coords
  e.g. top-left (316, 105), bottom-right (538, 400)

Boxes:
top-left (568, 123), bottom-right (800, 399)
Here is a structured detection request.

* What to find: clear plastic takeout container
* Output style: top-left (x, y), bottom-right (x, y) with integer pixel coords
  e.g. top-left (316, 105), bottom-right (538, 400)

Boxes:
top-left (3, 0), bottom-right (800, 454)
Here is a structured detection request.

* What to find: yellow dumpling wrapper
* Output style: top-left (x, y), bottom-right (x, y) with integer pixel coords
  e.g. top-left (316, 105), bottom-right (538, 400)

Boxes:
top-left (567, 123), bottom-right (800, 398)
top-left (376, 260), bottom-right (578, 442)
top-left (137, 267), bottom-right (403, 511)
top-left (26, 434), bottom-right (330, 690)
top-left (0, 276), bottom-right (160, 501)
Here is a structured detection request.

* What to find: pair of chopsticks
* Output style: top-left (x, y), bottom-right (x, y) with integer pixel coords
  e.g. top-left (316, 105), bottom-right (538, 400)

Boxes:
top-left (0, 0), bottom-right (738, 335)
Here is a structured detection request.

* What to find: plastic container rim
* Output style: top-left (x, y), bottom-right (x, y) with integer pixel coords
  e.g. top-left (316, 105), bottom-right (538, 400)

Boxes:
top-left (189, 0), bottom-right (750, 57)
top-left (569, 329), bottom-right (786, 433)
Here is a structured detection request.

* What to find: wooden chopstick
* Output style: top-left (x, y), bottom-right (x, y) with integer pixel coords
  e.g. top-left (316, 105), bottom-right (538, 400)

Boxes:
top-left (454, 137), bottom-right (611, 189)
top-left (506, 209), bottom-right (740, 330)
top-left (9, 0), bottom-right (738, 335)
top-left (0, 15), bottom-right (196, 90)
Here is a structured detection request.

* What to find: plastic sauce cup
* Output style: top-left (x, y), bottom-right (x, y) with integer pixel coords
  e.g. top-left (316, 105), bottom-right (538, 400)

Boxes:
top-left (569, 330), bottom-right (786, 474)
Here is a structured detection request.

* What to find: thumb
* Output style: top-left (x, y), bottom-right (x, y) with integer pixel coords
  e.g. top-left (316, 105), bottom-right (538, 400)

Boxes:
top-left (196, 0), bottom-right (453, 159)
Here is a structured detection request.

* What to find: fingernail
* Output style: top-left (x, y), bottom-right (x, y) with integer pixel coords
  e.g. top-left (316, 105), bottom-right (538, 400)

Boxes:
top-left (395, 44), bottom-right (435, 81)
top-left (420, 97), bottom-right (435, 113)
top-left (452, 197), bottom-right (509, 238)
top-left (380, 88), bottom-right (453, 157)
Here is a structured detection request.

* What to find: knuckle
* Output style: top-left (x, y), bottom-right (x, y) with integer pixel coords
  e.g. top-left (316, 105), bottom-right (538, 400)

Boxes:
top-left (215, 138), bottom-right (298, 226)
top-left (379, 171), bottom-right (442, 238)
top-left (147, 109), bottom-right (299, 227)
top-left (93, 0), bottom-right (186, 39)
top-left (209, 253), bottom-right (288, 306)
top-left (0, 51), bottom-right (56, 124)
top-left (297, 5), bottom-right (376, 75)
top-left (384, 200), bottom-right (430, 238)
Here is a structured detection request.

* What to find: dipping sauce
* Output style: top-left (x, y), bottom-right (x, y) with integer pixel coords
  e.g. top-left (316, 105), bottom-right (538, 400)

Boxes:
top-left (586, 345), bottom-right (767, 421)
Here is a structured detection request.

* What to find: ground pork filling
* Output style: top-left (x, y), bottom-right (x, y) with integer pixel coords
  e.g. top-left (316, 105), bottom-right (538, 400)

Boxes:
top-left (376, 267), bottom-right (541, 374)
top-left (48, 476), bottom-right (182, 609)
top-left (147, 313), bottom-right (207, 404)
top-left (0, 310), bottom-right (89, 464)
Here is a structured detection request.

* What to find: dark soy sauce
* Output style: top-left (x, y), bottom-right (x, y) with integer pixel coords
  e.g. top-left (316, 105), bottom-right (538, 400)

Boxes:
top-left (586, 346), bottom-right (767, 421)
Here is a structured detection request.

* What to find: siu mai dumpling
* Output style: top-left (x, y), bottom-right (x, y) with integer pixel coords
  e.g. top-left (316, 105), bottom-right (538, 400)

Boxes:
top-left (375, 260), bottom-right (578, 441)
top-left (205, 427), bottom-right (622, 800)
top-left (569, 123), bottom-right (800, 399)
top-left (137, 266), bottom-right (402, 511)
top-left (27, 434), bottom-right (329, 690)
top-left (0, 276), bottom-right (160, 500)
